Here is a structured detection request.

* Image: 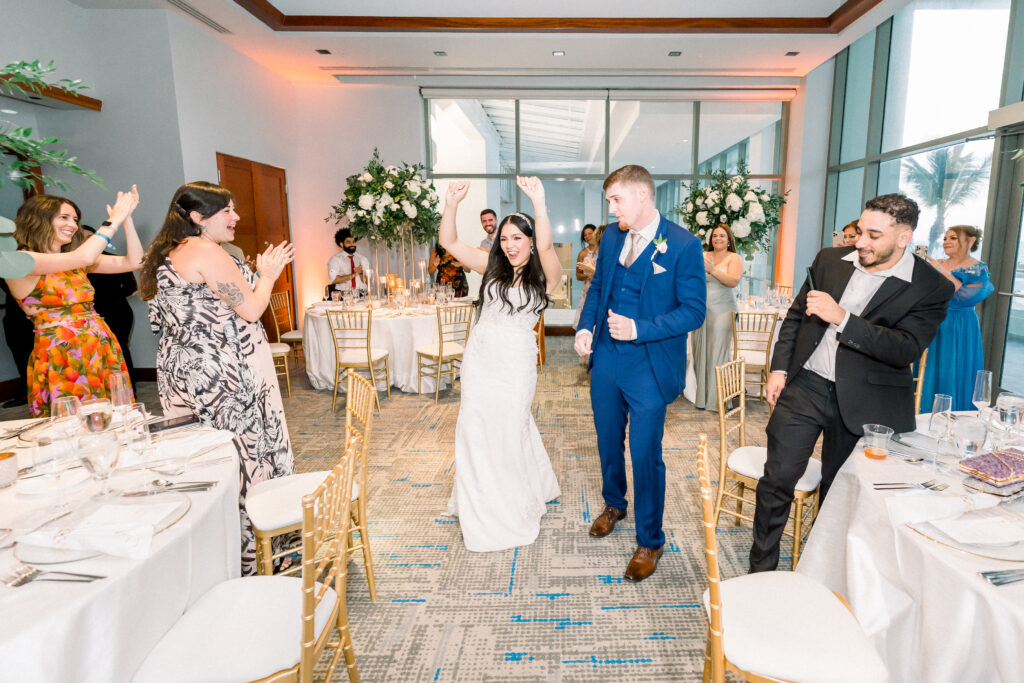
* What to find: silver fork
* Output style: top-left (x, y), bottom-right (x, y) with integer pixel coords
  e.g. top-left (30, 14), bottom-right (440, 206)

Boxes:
top-left (2, 564), bottom-right (105, 587)
top-left (873, 479), bottom-right (948, 491)
top-left (980, 569), bottom-right (1024, 586)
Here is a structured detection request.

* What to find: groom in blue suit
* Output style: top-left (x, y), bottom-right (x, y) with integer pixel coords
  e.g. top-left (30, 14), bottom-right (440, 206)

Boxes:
top-left (576, 165), bottom-right (706, 581)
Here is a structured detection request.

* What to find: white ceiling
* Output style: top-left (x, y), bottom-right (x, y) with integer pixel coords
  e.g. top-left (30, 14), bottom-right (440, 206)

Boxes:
top-left (64, 0), bottom-right (912, 86)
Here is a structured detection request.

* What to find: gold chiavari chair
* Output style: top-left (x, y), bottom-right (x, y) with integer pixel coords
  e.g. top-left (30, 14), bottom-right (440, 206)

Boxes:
top-left (714, 359), bottom-right (820, 568)
top-left (534, 312), bottom-right (546, 365)
top-left (416, 303), bottom-right (474, 403)
top-left (732, 312), bottom-right (778, 402)
top-left (343, 370), bottom-right (378, 601)
top-left (270, 290), bottom-right (304, 364)
top-left (914, 348), bottom-right (929, 414)
top-left (134, 435), bottom-right (361, 683)
top-left (326, 309), bottom-right (390, 414)
top-left (696, 434), bottom-right (886, 683)
top-left (250, 371), bottom-right (377, 599)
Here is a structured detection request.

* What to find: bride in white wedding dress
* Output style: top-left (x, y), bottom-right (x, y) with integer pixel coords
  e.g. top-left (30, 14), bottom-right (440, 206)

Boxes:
top-left (439, 176), bottom-right (563, 552)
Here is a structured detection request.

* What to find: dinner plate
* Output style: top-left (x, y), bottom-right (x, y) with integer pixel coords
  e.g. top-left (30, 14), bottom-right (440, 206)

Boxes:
top-left (14, 468), bottom-right (91, 496)
top-left (907, 503), bottom-right (1024, 562)
top-left (13, 492), bottom-right (192, 565)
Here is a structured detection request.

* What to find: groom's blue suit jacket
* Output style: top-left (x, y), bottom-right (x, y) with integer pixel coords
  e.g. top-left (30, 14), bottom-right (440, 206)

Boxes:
top-left (577, 215), bottom-right (706, 403)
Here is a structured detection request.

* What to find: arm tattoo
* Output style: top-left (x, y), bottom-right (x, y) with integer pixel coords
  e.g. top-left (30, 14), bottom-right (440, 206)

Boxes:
top-left (214, 281), bottom-right (245, 308)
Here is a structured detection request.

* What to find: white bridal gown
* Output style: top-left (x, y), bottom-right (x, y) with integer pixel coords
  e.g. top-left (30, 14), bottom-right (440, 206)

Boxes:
top-left (445, 284), bottom-right (561, 552)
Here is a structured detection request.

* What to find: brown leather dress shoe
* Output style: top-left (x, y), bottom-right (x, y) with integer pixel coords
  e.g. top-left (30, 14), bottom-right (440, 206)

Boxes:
top-left (588, 505), bottom-right (626, 537)
top-left (624, 546), bottom-right (663, 581)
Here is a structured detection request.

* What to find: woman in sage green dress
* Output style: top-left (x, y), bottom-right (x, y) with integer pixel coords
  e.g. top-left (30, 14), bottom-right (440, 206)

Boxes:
top-left (692, 224), bottom-right (742, 411)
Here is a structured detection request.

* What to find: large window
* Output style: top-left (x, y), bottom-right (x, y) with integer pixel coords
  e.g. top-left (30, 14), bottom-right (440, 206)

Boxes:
top-left (824, 0), bottom-right (1011, 249)
top-left (427, 95), bottom-right (788, 323)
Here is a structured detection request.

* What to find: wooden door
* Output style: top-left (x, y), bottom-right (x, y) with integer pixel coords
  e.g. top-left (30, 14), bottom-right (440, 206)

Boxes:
top-left (216, 153), bottom-right (294, 340)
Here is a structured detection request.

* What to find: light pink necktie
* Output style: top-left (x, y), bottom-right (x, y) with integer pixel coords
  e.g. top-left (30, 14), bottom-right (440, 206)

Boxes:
top-left (624, 232), bottom-right (641, 268)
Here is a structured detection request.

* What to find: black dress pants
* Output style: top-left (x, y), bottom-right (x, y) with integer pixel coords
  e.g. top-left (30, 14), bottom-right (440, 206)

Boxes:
top-left (749, 370), bottom-right (860, 572)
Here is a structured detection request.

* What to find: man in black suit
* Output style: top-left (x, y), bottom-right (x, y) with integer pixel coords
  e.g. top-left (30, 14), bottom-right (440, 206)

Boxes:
top-left (750, 194), bottom-right (954, 573)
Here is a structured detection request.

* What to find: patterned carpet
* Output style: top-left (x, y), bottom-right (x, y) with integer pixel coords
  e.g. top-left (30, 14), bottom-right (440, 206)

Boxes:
top-left (0, 338), bottom-right (790, 682)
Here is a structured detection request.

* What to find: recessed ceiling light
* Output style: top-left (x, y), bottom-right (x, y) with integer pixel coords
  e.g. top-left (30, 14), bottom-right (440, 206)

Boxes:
top-left (315, 48), bottom-right (331, 55)
top-left (552, 50), bottom-right (565, 57)
top-left (681, 139), bottom-right (689, 143)
top-left (785, 51), bottom-right (800, 56)
top-left (433, 50), bottom-right (448, 57)
top-left (649, 165), bottom-right (656, 169)
top-left (668, 51), bottom-right (682, 57)
top-left (0, 109), bottom-right (16, 114)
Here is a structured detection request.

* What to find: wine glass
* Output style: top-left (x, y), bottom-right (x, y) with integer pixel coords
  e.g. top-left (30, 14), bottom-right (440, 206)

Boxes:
top-left (33, 435), bottom-right (78, 510)
top-left (972, 370), bottom-right (993, 413)
top-left (78, 432), bottom-right (120, 497)
top-left (990, 393), bottom-right (1024, 449)
top-left (51, 395), bottom-right (80, 420)
top-left (79, 398), bottom-right (114, 433)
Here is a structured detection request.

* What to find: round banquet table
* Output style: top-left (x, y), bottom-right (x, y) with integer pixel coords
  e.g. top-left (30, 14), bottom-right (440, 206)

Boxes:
top-left (303, 303), bottom-right (453, 394)
top-left (0, 419), bottom-right (241, 682)
top-left (796, 416), bottom-right (1024, 682)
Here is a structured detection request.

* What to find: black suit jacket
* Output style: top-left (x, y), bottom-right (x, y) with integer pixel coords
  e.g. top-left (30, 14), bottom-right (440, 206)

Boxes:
top-left (771, 246), bottom-right (954, 435)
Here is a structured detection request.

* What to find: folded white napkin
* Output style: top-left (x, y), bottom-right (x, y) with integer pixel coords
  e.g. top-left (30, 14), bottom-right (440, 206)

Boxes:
top-left (886, 490), bottom-right (1000, 527)
top-left (121, 429), bottom-right (234, 467)
top-left (15, 502), bottom-right (179, 559)
top-left (931, 516), bottom-right (1024, 545)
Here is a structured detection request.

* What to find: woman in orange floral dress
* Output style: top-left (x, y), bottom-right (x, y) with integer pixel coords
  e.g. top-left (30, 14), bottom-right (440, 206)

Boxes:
top-left (6, 188), bottom-right (143, 416)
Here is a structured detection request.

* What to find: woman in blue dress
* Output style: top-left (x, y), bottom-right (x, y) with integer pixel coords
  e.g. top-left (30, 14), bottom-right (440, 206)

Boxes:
top-left (920, 225), bottom-right (994, 412)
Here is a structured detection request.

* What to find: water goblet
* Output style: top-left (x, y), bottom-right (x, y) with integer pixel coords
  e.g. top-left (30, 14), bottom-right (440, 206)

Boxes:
top-left (972, 370), bottom-right (993, 413)
top-left (991, 393), bottom-right (1024, 449)
top-left (952, 416), bottom-right (988, 459)
top-left (79, 398), bottom-right (114, 433)
top-left (78, 432), bottom-right (120, 497)
top-left (33, 435), bottom-right (78, 509)
top-left (330, 290), bottom-right (341, 302)
top-left (51, 395), bottom-right (80, 421)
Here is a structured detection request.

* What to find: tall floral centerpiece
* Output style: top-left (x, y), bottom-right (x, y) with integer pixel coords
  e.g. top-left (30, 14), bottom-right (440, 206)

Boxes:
top-left (675, 161), bottom-right (786, 258)
top-left (326, 148), bottom-right (440, 292)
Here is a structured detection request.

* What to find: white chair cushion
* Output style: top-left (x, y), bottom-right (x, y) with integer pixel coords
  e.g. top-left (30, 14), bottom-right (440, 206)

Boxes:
top-left (727, 446), bottom-right (822, 492)
top-left (338, 348), bottom-right (388, 364)
top-left (736, 348), bottom-right (768, 367)
top-left (415, 342), bottom-right (465, 360)
top-left (269, 342), bottom-right (291, 355)
top-left (280, 330), bottom-right (303, 341)
top-left (133, 576), bottom-right (338, 683)
top-left (247, 471), bottom-right (360, 532)
top-left (703, 571), bottom-right (887, 683)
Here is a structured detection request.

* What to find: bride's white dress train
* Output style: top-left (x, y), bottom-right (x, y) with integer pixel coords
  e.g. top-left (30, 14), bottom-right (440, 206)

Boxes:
top-left (445, 285), bottom-right (561, 552)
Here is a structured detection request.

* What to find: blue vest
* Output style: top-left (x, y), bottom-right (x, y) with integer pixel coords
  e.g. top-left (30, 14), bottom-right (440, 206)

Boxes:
top-left (598, 259), bottom-right (645, 352)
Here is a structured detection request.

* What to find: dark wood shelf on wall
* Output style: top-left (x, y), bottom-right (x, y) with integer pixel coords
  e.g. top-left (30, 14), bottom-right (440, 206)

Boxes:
top-left (0, 75), bottom-right (102, 111)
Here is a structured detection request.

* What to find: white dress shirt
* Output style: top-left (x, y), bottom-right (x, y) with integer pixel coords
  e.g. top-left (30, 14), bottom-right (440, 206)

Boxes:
top-left (327, 250), bottom-right (370, 292)
top-left (803, 247), bottom-right (916, 381)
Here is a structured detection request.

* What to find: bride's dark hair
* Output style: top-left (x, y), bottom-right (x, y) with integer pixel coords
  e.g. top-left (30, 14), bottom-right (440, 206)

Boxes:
top-left (477, 213), bottom-right (548, 315)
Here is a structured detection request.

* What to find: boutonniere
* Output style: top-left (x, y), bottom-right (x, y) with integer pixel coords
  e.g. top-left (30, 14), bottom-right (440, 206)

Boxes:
top-left (651, 234), bottom-right (668, 260)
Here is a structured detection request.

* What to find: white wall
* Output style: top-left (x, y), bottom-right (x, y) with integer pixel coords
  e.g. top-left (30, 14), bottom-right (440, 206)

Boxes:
top-left (289, 86), bottom-right (424, 312)
top-left (780, 58), bottom-right (834, 287)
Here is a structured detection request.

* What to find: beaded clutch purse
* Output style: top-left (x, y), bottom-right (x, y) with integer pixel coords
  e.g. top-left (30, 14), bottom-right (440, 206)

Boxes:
top-left (960, 448), bottom-right (1024, 487)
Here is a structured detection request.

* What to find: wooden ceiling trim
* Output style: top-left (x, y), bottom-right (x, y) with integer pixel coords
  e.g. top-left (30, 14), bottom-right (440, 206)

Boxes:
top-left (232, 0), bottom-right (883, 34)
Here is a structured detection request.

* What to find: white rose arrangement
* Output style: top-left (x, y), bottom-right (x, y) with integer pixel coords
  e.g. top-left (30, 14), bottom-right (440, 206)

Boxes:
top-left (326, 148), bottom-right (440, 247)
top-left (675, 160), bottom-right (787, 257)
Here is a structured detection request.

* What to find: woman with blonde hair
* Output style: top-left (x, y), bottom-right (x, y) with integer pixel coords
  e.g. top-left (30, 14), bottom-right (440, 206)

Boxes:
top-left (692, 224), bottom-right (742, 410)
top-left (920, 225), bottom-right (993, 411)
top-left (6, 188), bottom-right (141, 415)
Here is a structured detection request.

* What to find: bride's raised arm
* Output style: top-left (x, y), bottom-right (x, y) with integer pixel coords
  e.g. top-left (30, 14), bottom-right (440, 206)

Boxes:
top-left (438, 181), bottom-right (489, 275)
top-left (517, 176), bottom-right (563, 293)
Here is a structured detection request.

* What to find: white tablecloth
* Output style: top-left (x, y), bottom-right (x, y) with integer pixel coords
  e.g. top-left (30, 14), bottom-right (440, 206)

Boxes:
top-left (683, 303), bottom-right (787, 404)
top-left (797, 429), bottom-right (1024, 682)
top-left (0, 421), bottom-right (241, 682)
top-left (303, 305), bottom-right (451, 394)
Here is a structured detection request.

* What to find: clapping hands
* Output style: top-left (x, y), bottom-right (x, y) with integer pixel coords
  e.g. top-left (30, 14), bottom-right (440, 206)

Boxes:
top-left (256, 241), bottom-right (295, 281)
top-left (106, 184), bottom-right (140, 226)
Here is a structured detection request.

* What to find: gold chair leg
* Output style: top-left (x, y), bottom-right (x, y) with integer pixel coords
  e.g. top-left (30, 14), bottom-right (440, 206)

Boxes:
top-left (384, 358), bottom-right (391, 399)
top-left (255, 530), bottom-right (274, 576)
top-left (792, 497), bottom-right (804, 569)
top-left (417, 355), bottom-right (423, 396)
top-left (367, 364), bottom-right (382, 415)
top-left (332, 368), bottom-right (341, 414)
top-left (284, 360), bottom-right (291, 398)
top-left (434, 359), bottom-right (442, 404)
top-left (356, 502), bottom-right (377, 601)
top-left (735, 482), bottom-right (744, 525)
